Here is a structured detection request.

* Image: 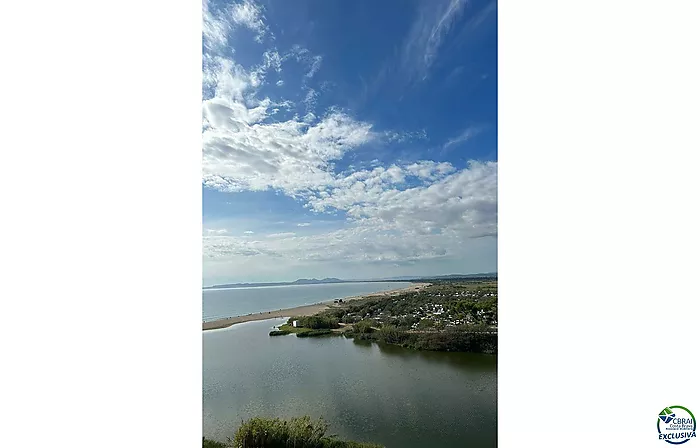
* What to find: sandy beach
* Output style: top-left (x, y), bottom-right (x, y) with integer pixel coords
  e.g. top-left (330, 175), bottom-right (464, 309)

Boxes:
top-left (202, 282), bottom-right (431, 331)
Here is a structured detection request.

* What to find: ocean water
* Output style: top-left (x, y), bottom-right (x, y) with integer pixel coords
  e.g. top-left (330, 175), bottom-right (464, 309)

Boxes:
top-left (202, 281), bottom-right (414, 322)
top-left (203, 319), bottom-right (497, 448)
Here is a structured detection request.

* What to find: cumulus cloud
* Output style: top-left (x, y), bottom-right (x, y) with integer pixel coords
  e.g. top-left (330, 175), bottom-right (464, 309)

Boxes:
top-left (204, 196), bottom-right (494, 265)
top-left (308, 161), bottom-right (496, 237)
top-left (405, 161), bottom-right (456, 180)
top-left (203, 160), bottom-right (497, 268)
top-left (201, 0), bottom-right (497, 278)
top-left (202, 101), bottom-right (376, 193)
top-left (202, 10), bottom-right (378, 196)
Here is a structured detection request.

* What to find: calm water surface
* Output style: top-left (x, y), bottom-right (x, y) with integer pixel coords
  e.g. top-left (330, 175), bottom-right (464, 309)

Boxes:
top-left (202, 282), bottom-right (413, 321)
top-left (203, 319), bottom-right (497, 448)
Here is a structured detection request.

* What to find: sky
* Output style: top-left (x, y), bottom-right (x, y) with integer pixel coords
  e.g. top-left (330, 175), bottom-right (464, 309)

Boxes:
top-left (202, 0), bottom-right (497, 285)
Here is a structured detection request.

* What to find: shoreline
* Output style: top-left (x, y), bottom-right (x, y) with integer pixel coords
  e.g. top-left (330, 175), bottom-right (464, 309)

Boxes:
top-left (202, 282), bottom-right (431, 331)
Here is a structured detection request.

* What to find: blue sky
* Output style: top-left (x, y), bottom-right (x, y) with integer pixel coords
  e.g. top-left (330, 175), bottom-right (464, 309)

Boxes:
top-left (202, 0), bottom-right (497, 285)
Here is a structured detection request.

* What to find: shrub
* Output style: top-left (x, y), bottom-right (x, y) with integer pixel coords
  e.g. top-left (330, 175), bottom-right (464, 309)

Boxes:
top-left (203, 438), bottom-right (227, 448)
top-left (269, 330), bottom-right (291, 336)
top-left (226, 416), bottom-right (384, 448)
top-left (352, 320), bottom-right (375, 334)
top-left (296, 329), bottom-right (333, 337)
top-left (288, 316), bottom-right (339, 330)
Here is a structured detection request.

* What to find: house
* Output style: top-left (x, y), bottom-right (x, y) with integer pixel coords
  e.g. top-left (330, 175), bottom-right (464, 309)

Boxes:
top-left (292, 320), bottom-right (298, 328)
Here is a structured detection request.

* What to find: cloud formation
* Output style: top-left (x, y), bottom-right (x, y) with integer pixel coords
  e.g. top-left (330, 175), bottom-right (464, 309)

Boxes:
top-left (202, 0), bottom-right (497, 281)
top-left (443, 126), bottom-right (484, 150)
top-left (401, 0), bottom-right (468, 83)
top-left (230, 0), bottom-right (269, 42)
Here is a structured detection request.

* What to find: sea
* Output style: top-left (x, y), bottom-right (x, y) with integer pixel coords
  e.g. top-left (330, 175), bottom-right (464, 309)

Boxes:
top-left (202, 281), bottom-right (414, 322)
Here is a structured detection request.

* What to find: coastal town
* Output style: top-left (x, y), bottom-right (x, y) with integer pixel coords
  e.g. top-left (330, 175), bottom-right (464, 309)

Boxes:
top-left (334, 280), bottom-right (498, 330)
top-left (275, 279), bottom-right (498, 353)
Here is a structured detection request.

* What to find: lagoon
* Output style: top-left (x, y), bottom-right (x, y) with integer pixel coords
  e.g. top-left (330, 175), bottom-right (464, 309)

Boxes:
top-left (203, 318), bottom-right (497, 448)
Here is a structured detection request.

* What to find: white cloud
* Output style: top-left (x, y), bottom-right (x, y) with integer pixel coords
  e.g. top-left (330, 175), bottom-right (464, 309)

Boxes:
top-left (230, 0), bottom-right (269, 43)
top-left (401, 0), bottom-right (468, 82)
top-left (249, 50), bottom-right (283, 87)
top-left (443, 126), bottom-right (483, 150)
top-left (385, 129), bottom-right (428, 143)
top-left (303, 88), bottom-right (318, 111)
top-left (203, 0), bottom-right (231, 52)
top-left (203, 0), bottom-right (271, 51)
top-left (202, 18), bottom-right (377, 196)
top-left (309, 161), bottom-right (496, 237)
top-left (205, 228), bottom-right (229, 235)
top-left (201, 1), bottom-right (497, 281)
top-left (203, 161), bottom-right (497, 270)
top-left (307, 55), bottom-right (323, 79)
top-left (285, 45), bottom-right (323, 79)
top-left (204, 193), bottom-right (495, 266)
top-left (405, 161), bottom-right (456, 180)
top-left (202, 101), bottom-right (376, 194)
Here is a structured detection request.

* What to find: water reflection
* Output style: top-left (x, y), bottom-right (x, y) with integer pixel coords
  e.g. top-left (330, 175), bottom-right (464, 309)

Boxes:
top-left (204, 319), bottom-right (497, 448)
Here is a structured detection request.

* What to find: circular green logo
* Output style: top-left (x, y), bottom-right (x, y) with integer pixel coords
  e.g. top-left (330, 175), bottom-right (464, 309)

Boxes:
top-left (657, 406), bottom-right (696, 445)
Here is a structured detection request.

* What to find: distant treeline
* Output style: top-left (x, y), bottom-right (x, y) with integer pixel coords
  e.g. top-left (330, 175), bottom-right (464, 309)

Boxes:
top-left (415, 276), bottom-right (497, 283)
top-left (203, 416), bottom-right (384, 448)
top-left (348, 325), bottom-right (497, 354)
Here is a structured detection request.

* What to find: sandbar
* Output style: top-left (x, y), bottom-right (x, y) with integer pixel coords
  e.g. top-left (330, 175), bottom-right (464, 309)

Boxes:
top-left (202, 282), bottom-right (430, 331)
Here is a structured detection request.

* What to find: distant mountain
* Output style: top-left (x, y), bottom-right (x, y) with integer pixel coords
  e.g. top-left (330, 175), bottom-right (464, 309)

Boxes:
top-left (203, 273), bottom-right (496, 289)
top-left (291, 278), bottom-right (344, 285)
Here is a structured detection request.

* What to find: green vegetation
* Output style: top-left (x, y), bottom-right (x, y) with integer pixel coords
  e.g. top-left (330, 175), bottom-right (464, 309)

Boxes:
top-left (203, 416), bottom-right (384, 448)
top-left (277, 324), bottom-right (313, 334)
top-left (351, 327), bottom-right (497, 353)
top-left (272, 323), bottom-right (336, 338)
top-left (287, 315), bottom-right (340, 329)
top-left (327, 280), bottom-right (497, 354)
top-left (270, 316), bottom-right (341, 338)
top-left (203, 438), bottom-right (227, 448)
top-left (351, 319), bottom-right (376, 334)
top-left (269, 281), bottom-right (497, 352)
top-left (268, 330), bottom-right (291, 336)
top-left (296, 329), bottom-right (334, 337)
